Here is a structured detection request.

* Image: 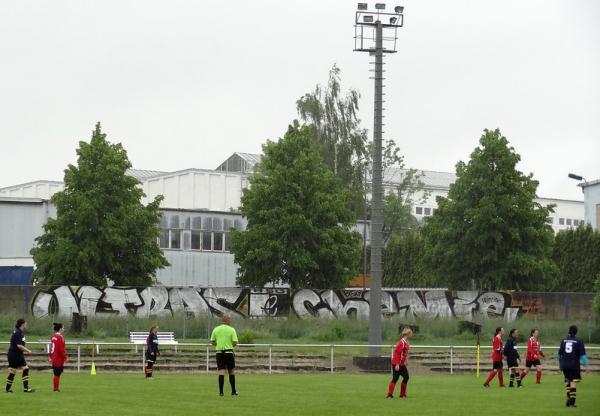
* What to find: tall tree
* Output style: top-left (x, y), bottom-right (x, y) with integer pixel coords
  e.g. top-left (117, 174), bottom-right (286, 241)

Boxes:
top-left (31, 123), bottom-right (168, 286)
top-left (383, 229), bottom-right (434, 288)
top-left (228, 122), bottom-right (361, 289)
top-left (297, 64), bottom-right (367, 213)
top-left (552, 225), bottom-right (600, 292)
top-left (422, 129), bottom-right (556, 290)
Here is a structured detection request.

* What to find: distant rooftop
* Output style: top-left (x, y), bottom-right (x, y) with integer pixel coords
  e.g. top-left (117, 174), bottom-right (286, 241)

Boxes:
top-left (126, 169), bottom-right (169, 181)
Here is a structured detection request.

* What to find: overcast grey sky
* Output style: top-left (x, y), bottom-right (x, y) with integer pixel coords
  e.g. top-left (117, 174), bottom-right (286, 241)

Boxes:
top-left (1, 0), bottom-right (598, 200)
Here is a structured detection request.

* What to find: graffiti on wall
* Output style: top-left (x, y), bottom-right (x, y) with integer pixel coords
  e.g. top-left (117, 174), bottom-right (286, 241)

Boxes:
top-left (30, 287), bottom-right (522, 321)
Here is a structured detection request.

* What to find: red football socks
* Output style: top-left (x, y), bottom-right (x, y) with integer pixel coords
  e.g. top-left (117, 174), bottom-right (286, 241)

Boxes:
top-left (498, 371), bottom-right (504, 386)
top-left (536, 371), bottom-right (542, 384)
top-left (387, 381), bottom-right (396, 396)
top-left (484, 371), bottom-right (496, 385)
top-left (53, 376), bottom-right (59, 391)
top-left (400, 383), bottom-right (407, 397)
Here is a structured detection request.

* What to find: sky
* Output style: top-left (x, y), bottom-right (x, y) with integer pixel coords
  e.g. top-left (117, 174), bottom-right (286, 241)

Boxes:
top-left (1, 0), bottom-right (598, 200)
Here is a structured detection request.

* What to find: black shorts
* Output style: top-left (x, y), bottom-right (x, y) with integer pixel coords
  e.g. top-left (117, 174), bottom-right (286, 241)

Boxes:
top-left (492, 361), bottom-right (503, 370)
top-left (146, 353), bottom-right (157, 363)
top-left (216, 351), bottom-right (235, 370)
top-left (507, 359), bottom-right (519, 369)
top-left (52, 366), bottom-right (64, 376)
top-left (562, 368), bottom-right (581, 382)
top-left (7, 353), bottom-right (26, 369)
top-left (526, 359), bottom-right (541, 368)
top-left (391, 364), bottom-right (409, 382)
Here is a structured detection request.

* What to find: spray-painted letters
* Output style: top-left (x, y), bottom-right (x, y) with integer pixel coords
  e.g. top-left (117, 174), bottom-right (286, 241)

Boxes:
top-left (30, 287), bottom-right (524, 321)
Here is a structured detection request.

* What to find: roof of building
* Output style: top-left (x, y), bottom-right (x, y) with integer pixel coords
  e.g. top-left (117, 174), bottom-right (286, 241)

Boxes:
top-left (0, 180), bottom-right (63, 192)
top-left (580, 179), bottom-right (600, 188)
top-left (383, 167), bottom-right (457, 189)
top-left (126, 169), bottom-right (169, 180)
top-left (235, 152), bottom-right (261, 166)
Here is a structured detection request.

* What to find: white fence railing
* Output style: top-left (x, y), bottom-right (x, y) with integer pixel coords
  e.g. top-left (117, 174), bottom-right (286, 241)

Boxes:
top-left (1, 341), bottom-right (598, 374)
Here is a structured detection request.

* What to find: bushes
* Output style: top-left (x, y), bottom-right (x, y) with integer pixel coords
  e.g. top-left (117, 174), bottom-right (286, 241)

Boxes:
top-left (0, 314), bottom-right (596, 345)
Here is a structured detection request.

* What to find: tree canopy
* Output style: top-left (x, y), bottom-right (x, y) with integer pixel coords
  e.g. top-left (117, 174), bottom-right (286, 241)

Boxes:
top-left (422, 129), bottom-right (556, 290)
top-left (31, 123), bottom-right (168, 286)
top-left (228, 122), bottom-right (361, 289)
top-left (552, 224), bottom-right (600, 292)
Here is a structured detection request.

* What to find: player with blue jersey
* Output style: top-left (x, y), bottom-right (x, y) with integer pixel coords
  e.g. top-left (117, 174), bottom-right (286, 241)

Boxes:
top-left (558, 325), bottom-right (589, 408)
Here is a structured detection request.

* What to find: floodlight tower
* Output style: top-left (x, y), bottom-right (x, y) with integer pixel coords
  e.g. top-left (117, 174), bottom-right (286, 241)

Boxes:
top-left (354, 3), bottom-right (404, 357)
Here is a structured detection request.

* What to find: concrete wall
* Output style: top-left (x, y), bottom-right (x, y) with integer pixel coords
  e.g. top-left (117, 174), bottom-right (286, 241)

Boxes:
top-left (0, 286), bottom-right (592, 321)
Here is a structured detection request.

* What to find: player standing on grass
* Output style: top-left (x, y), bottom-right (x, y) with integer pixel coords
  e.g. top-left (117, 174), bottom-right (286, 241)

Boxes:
top-left (519, 328), bottom-right (544, 385)
top-left (483, 327), bottom-right (505, 388)
top-left (386, 327), bottom-right (412, 399)
top-left (5, 318), bottom-right (35, 393)
top-left (503, 329), bottom-right (522, 388)
top-left (558, 325), bottom-right (589, 408)
top-left (49, 323), bottom-right (68, 392)
top-left (210, 314), bottom-right (239, 396)
top-left (145, 325), bottom-right (160, 380)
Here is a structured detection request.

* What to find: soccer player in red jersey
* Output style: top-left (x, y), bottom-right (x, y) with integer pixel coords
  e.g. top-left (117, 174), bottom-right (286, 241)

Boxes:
top-left (386, 327), bottom-right (412, 399)
top-left (49, 323), bottom-right (68, 392)
top-left (483, 327), bottom-right (505, 387)
top-left (519, 328), bottom-right (544, 385)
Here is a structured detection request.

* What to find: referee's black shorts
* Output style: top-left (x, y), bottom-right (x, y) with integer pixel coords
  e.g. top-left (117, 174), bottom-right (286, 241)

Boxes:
top-left (7, 353), bottom-right (26, 369)
top-left (216, 350), bottom-right (235, 370)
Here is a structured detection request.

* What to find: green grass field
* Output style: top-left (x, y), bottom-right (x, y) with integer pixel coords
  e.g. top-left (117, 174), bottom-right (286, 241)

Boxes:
top-left (0, 372), bottom-right (598, 415)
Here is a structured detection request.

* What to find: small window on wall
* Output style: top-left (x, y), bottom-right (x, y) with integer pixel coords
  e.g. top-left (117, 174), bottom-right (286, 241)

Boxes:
top-left (159, 230), bottom-right (169, 248)
top-left (213, 217), bottom-right (223, 231)
top-left (559, 218), bottom-right (565, 225)
top-left (214, 232), bottom-right (224, 251)
top-left (202, 232), bottom-right (212, 250)
top-left (224, 218), bottom-right (233, 231)
top-left (202, 217), bottom-right (213, 231)
top-left (169, 215), bottom-right (180, 229)
top-left (234, 218), bottom-right (244, 230)
top-left (424, 208), bottom-right (431, 216)
top-left (191, 230), bottom-right (201, 250)
top-left (546, 217), bottom-right (553, 224)
top-left (415, 207), bottom-right (423, 215)
top-left (573, 219), bottom-right (579, 226)
top-left (170, 230), bottom-right (181, 249)
top-left (192, 216), bottom-right (202, 230)
top-left (566, 219), bottom-right (572, 226)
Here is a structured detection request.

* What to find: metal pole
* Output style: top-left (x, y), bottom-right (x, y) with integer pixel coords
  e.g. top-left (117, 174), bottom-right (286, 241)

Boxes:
top-left (330, 345), bottom-right (334, 373)
top-left (368, 20), bottom-right (384, 358)
top-left (206, 346), bottom-right (210, 372)
top-left (77, 344), bottom-right (81, 373)
top-left (450, 346), bottom-right (454, 375)
top-left (363, 163), bottom-right (368, 291)
top-left (269, 344), bottom-right (272, 374)
top-left (142, 345), bottom-right (145, 373)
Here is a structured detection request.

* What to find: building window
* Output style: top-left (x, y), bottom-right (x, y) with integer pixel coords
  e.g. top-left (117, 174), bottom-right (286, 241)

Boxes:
top-left (202, 232), bottom-right (212, 250)
top-left (415, 207), bottom-right (423, 215)
top-left (546, 217), bottom-right (553, 224)
top-left (566, 219), bottom-right (572, 226)
top-left (573, 219), bottom-right (579, 226)
top-left (191, 230), bottom-right (201, 250)
top-left (559, 218), bottom-right (565, 225)
top-left (224, 232), bottom-right (230, 251)
top-left (159, 230), bottom-right (169, 248)
top-left (214, 232), bottom-right (224, 251)
top-left (424, 208), bottom-right (431, 216)
top-left (170, 230), bottom-right (181, 249)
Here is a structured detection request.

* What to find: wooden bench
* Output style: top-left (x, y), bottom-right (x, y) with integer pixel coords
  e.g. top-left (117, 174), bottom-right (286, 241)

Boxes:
top-left (129, 332), bottom-right (179, 353)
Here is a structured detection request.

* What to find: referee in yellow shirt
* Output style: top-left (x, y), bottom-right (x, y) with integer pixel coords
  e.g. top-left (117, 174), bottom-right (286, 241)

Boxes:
top-left (210, 314), bottom-right (239, 396)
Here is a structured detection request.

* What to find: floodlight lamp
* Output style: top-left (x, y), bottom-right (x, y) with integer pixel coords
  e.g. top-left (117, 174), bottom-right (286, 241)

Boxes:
top-left (363, 15), bottom-right (374, 23)
top-left (568, 173), bottom-right (584, 181)
top-left (358, 3), bottom-right (368, 10)
top-left (375, 3), bottom-right (386, 10)
top-left (394, 5), bottom-right (404, 13)
top-left (389, 16), bottom-right (397, 24)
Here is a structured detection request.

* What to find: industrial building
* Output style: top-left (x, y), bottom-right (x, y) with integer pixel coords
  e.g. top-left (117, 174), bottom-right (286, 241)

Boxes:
top-left (0, 152), bottom-right (588, 287)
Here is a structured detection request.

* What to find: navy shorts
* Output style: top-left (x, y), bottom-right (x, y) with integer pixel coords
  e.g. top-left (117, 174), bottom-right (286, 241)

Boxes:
top-left (562, 368), bottom-right (581, 382)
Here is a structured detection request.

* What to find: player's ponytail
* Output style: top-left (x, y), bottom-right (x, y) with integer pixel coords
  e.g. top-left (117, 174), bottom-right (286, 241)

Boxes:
top-left (494, 327), bottom-right (502, 335)
top-left (15, 318), bottom-right (26, 329)
top-left (53, 322), bottom-right (63, 332)
top-left (568, 325), bottom-right (578, 336)
top-left (530, 328), bottom-right (537, 337)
